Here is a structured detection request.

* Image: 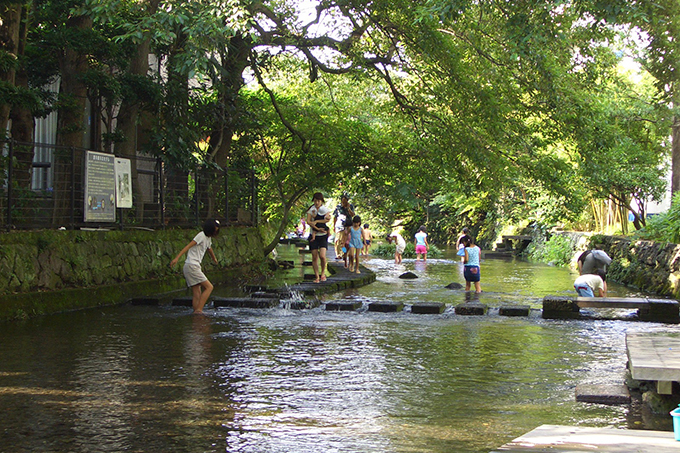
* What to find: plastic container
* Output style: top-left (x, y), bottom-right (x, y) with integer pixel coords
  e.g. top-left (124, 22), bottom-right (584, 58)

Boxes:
top-left (670, 405), bottom-right (680, 441)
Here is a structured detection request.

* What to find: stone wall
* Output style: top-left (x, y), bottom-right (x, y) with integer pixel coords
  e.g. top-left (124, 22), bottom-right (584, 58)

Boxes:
top-left (558, 232), bottom-right (680, 299)
top-left (588, 235), bottom-right (680, 299)
top-left (0, 227), bottom-right (266, 320)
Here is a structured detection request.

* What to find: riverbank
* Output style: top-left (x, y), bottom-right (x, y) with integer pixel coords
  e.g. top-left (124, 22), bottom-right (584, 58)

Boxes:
top-left (0, 227), bottom-right (267, 320)
top-left (550, 232), bottom-right (680, 300)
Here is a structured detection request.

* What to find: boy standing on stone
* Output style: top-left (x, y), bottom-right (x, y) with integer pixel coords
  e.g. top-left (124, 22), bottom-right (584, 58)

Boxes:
top-left (170, 219), bottom-right (220, 313)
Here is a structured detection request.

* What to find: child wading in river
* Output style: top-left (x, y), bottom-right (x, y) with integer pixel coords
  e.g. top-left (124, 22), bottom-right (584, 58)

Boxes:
top-left (347, 216), bottom-right (365, 273)
top-left (171, 219), bottom-right (220, 313)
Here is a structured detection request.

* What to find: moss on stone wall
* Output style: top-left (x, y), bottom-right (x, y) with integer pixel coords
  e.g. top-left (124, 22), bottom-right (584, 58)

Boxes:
top-left (587, 235), bottom-right (680, 300)
top-left (0, 227), bottom-right (267, 320)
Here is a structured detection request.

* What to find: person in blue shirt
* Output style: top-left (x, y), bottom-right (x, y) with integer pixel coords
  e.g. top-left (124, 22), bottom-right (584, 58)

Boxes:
top-left (463, 236), bottom-right (482, 293)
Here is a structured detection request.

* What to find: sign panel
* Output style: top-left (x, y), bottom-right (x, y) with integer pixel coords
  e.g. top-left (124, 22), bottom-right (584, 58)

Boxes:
top-left (114, 158), bottom-right (133, 208)
top-left (84, 151), bottom-right (116, 222)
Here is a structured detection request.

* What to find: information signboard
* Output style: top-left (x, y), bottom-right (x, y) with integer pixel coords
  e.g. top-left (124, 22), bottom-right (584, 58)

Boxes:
top-left (114, 158), bottom-right (133, 208)
top-left (84, 151), bottom-right (116, 222)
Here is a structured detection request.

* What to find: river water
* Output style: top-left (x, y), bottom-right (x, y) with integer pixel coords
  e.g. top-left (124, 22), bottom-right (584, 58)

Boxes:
top-left (0, 245), bottom-right (675, 453)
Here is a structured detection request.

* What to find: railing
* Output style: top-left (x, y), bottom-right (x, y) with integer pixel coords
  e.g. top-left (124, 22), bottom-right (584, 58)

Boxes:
top-left (1, 140), bottom-right (257, 231)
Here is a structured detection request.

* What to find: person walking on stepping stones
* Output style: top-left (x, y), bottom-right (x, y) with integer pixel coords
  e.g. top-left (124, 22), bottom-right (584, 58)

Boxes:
top-left (306, 192), bottom-right (331, 283)
top-left (463, 235), bottom-right (482, 293)
top-left (170, 219), bottom-right (220, 314)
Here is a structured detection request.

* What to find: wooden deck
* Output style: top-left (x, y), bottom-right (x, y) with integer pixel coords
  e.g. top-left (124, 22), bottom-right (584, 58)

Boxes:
top-left (491, 424), bottom-right (677, 452)
top-left (627, 332), bottom-right (680, 394)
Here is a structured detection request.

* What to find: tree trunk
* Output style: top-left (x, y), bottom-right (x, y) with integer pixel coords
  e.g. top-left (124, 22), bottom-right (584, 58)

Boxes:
top-left (210, 36), bottom-right (250, 168)
top-left (53, 14), bottom-right (92, 227)
top-left (9, 3), bottom-right (32, 190)
top-left (0, 3), bottom-right (22, 135)
top-left (114, 0), bottom-right (161, 221)
top-left (672, 114), bottom-right (680, 204)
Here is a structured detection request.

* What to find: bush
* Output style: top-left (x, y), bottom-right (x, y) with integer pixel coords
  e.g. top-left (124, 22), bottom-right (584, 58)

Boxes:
top-left (372, 242), bottom-right (443, 259)
top-left (527, 234), bottom-right (574, 266)
top-left (636, 193), bottom-right (680, 244)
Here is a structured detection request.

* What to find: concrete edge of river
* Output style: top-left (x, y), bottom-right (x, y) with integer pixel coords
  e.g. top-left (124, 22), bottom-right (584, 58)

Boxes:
top-left (0, 226), bottom-right (268, 321)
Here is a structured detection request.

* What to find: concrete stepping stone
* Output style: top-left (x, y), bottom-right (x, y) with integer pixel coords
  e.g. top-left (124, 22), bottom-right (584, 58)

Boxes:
top-left (499, 304), bottom-right (530, 317)
top-left (325, 301), bottom-right (363, 311)
top-left (575, 384), bottom-right (631, 405)
top-left (213, 297), bottom-right (279, 308)
top-left (411, 302), bottom-right (446, 314)
top-left (129, 297), bottom-right (159, 306)
top-left (172, 297), bottom-right (195, 307)
top-left (368, 301), bottom-right (404, 312)
top-left (250, 292), bottom-right (281, 299)
top-left (455, 302), bottom-right (488, 315)
top-left (399, 272), bottom-right (418, 279)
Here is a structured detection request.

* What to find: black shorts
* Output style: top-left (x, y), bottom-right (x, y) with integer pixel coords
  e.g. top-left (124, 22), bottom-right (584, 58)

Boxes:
top-left (464, 265), bottom-right (481, 282)
top-left (309, 234), bottom-right (328, 250)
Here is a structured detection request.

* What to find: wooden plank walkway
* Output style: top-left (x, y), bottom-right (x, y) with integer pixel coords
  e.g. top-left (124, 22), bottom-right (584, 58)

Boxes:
top-left (627, 332), bottom-right (680, 394)
top-left (491, 424), bottom-right (678, 452)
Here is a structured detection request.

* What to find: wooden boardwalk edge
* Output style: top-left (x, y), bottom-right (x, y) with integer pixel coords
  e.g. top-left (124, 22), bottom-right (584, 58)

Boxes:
top-left (491, 424), bottom-right (677, 452)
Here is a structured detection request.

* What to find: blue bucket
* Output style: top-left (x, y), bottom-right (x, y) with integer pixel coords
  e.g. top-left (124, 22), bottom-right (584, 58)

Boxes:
top-left (670, 406), bottom-right (680, 441)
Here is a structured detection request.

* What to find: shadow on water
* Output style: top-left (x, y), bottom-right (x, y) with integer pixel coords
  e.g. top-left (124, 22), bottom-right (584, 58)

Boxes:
top-left (0, 244), bottom-right (675, 453)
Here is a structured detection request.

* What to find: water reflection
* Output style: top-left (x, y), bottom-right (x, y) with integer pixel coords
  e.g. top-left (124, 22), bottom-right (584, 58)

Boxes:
top-left (0, 245), bottom-right (675, 453)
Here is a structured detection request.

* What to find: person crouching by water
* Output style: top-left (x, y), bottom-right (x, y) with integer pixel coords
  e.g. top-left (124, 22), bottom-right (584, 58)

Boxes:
top-left (463, 236), bottom-right (482, 293)
top-left (574, 269), bottom-right (607, 297)
top-left (171, 219), bottom-right (220, 314)
top-left (306, 192), bottom-right (331, 283)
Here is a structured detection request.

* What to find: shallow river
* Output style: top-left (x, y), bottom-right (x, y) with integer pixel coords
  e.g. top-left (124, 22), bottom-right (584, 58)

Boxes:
top-left (0, 245), bottom-right (675, 453)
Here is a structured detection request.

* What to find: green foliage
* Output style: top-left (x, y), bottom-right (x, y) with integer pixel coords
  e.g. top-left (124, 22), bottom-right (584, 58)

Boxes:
top-left (372, 242), bottom-right (443, 259)
top-left (526, 234), bottom-right (575, 267)
top-left (635, 193), bottom-right (680, 244)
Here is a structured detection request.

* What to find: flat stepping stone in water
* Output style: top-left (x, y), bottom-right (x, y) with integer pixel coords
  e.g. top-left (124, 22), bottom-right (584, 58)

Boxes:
top-left (499, 304), bottom-right (530, 317)
top-left (129, 297), bottom-right (159, 306)
top-left (368, 301), bottom-right (404, 312)
top-left (244, 284), bottom-right (269, 293)
top-left (172, 297), bottom-right (196, 307)
top-left (455, 302), bottom-right (488, 315)
top-left (284, 299), bottom-right (321, 310)
top-left (250, 292), bottom-right (281, 299)
top-left (411, 302), bottom-right (446, 314)
top-left (445, 282), bottom-right (463, 289)
top-left (213, 297), bottom-right (279, 309)
top-left (399, 272), bottom-right (418, 279)
top-left (325, 300), bottom-right (363, 311)
top-left (575, 384), bottom-right (631, 405)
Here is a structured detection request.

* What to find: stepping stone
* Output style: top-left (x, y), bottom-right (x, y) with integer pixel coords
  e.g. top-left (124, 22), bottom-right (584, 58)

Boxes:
top-left (284, 299), bottom-right (321, 310)
top-left (455, 302), bottom-right (488, 315)
top-left (244, 285), bottom-right (269, 293)
top-left (499, 304), bottom-right (530, 317)
top-left (213, 297), bottom-right (279, 309)
top-left (325, 301), bottom-right (363, 311)
top-left (172, 297), bottom-right (195, 307)
top-left (399, 272), bottom-right (418, 279)
top-left (368, 301), bottom-right (404, 312)
top-left (445, 282), bottom-right (463, 289)
top-left (302, 261), bottom-right (313, 266)
top-left (411, 302), bottom-right (446, 314)
top-left (250, 292), bottom-right (281, 299)
top-left (575, 384), bottom-right (631, 405)
top-left (129, 297), bottom-right (159, 306)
